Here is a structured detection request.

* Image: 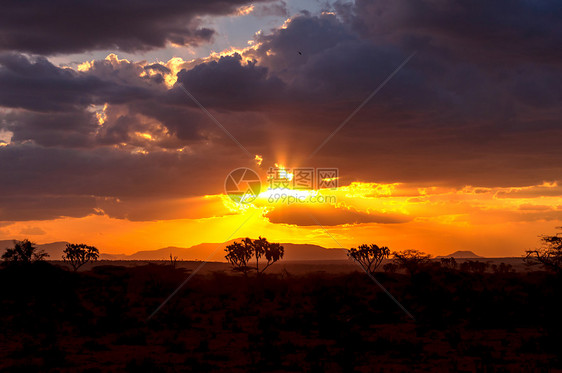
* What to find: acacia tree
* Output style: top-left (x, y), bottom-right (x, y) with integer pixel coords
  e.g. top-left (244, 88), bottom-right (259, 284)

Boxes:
top-left (524, 228), bottom-right (562, 272)
top-left (225, 238), bottom-right (254, 275)
top-left (440, 257), bottom-right (457, 270)
top-left (62, 243), bottom-right (99, 271)
top-left (347, 244), bottom-right (390, 275)
top-left (459, 260), bottom-right (489, 274)
top-left (392, 249), bottom-right (431, 276)
top-left (252, 236), bottom-right (284, 274)
top-left (225, 237), bottom-right (284, 275)
top-left (1, 239), bottom-right (48, 263)
top-left (383, 262), bottom-right (398, 273)
top-left (169, 253), bottom-right (179, 269)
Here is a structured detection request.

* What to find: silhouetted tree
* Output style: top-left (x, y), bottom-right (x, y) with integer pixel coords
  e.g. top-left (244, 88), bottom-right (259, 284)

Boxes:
top-left (225, 238), bottom-right (254, 275)
top-left (169, 253), bottom-right (178, 269)
top-left (460, 260), bottom-right (489, 273)
top-left (1, 239), bottom-right (48, 263)
top-left (392, 249), bottom-right (431, 276)
top-left (252, 236), bottom-right (284, 274)
top-left (491, 262), bottom-right (514, 274)
top-left (383, 262), bottom-right (398, 273)
top-left (62, 243), bottom-right (99, 271)
top-left (225, 237), bottom-right (284, 275)
top-left (347, 244), bottom-right (390, 275)
top-left (440, 257), bottom-right (457, 270)
top-left (524, 228), bottom-right (562, 272)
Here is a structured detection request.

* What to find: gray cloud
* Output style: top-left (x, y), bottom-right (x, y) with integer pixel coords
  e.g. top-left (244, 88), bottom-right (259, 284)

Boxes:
top-left (0, 0), bottom-right (266, 55)
top-left (1, 1), bottom-right (562, 222)
top-left (19, 226), bottom-right (47, 235)
top-left (177, 54), bottom-right (285, 111)
top-left (0, 195), bottom-right (101, 221)
top-left (266, 204), bottom-right (411, 226)
top-left (253, 1), bottom-right (289, 17)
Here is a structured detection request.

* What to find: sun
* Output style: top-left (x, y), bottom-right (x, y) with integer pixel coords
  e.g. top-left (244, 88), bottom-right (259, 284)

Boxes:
top-left (254, 163), bottom-right (319, 204)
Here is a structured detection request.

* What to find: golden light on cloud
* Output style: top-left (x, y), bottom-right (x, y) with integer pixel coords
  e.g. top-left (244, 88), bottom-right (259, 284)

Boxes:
top-left (235, 4), bottom-right (254, 16)
top-left (272, 163), bottom-right (293, 181)
top-left (280, 18), bottom-right (292, 29)
top-left (96, 103), bottom-right (108, 125)
top-left (212, 176), bottom-right (562, 255)
top-left (163, 57), bottom-right (187, 87)
top-left (159, 45), bottom-right (261, 88)
top-left (77, 60), bottom-right (94, 72)
top-left (207, 46), bottom-right (259, 64)
top-left (0, 128), bottom-right (12, 146)
top-left (135, 132), bottom-right (154, 141)
top-left (105, 53), bottom-right (130, 65)
top-left (2, 179), bottom-right (562, 257)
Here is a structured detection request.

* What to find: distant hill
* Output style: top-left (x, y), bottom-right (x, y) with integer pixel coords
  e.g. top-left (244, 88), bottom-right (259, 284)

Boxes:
top-left (0, 240), bottom-right (14, 251)
top-left (0, 239), bottom-right (347, 262)
top-left (436, 250), bottom-right (482, 259)
top-left (122, 241), bottom-right (236, 261)
top-left (117, 240), bottom-right (348, 262)
top-left (1, 239), bottom-right (490, 262)
top-left (0, 240), bottom-right (69, 260)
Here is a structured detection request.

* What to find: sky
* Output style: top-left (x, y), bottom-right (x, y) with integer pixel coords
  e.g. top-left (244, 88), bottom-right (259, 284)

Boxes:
top-left (1, 0), bottom-right (562, 257)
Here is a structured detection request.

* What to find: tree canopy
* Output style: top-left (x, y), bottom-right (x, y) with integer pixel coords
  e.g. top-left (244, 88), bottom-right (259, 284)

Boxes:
top-left (62, 243), bottom-right (99, 271)
top-left (347, 244), bottom-right (390, 274)
top-left (225, 237), bottom-right (284, 275)
top-left (524, 228), bottom-right (562, 272)
top-left (1, 239), bottom-right (48, 263)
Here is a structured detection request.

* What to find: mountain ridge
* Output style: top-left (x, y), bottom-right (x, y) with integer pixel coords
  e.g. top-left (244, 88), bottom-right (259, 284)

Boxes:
top-left (436, 250), bottom-right (482, 259)
top-left (0, 239), bottom-right (348, 262)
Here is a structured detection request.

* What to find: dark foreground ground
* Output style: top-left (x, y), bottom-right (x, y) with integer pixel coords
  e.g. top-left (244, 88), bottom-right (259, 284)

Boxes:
top-left (1, 261), bottom-right (561, 372)
top-left (49, 257), bottom-right (532, 275)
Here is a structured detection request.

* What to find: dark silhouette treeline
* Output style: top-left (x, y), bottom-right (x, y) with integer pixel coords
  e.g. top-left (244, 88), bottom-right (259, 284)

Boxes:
top-left (1, 231), bottom-right (561, 371)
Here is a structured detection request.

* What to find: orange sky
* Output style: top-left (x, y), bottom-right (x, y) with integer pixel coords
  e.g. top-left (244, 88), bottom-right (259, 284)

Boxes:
top-left (2, 177), bottom-right (561, 257)
top-left (1, 4), bottom-right (562, 258)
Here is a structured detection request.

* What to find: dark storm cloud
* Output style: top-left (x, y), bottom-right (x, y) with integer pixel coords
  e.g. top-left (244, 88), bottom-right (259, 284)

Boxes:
top-left (177, 54), bottom-right (285, 111)
top-left (248, 10), bottom-right (562, 124)
top-left (348, 0), bottom-right (562, 65)
top-left (125, 100), bottom-right (210, 143)
top-left (0, 143), bottom-right (256, 221)
top-left (236, 9), bottom-right (562, 188)
top-left (145, 64), bottom-right (171, 74)
top-left (0, 54), bottom-right (102, 112)
top-left (96, 196), bottom-right (234, 222)
top-left (265, 204), bottom-right (411, 226)
top-left (0, 195), bottom-right (101, 221)
top-left (3, 109), bottom-right (98, 147)
top-left (0, 53), bottom-right (213, 148)
top-left (2, 0), bottom-right (562, 223)
top-left (0, 53), bottom-right (160, 113)
top-left (0, 0), bottom-right (264, 54)
top-left (0, 143), bottom-right (250, 199)
top-left (497, 185), bottom-right (562, 199)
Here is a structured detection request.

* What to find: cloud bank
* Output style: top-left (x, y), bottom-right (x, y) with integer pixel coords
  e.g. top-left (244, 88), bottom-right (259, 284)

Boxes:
top-left (1, 0), bottom-right (561, 225)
